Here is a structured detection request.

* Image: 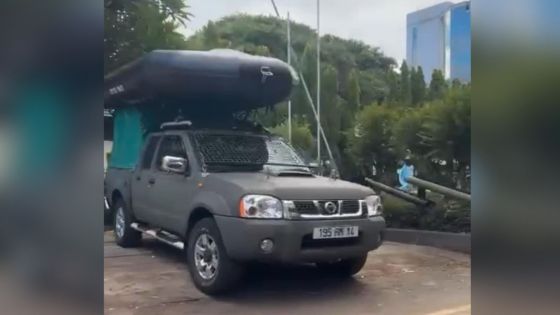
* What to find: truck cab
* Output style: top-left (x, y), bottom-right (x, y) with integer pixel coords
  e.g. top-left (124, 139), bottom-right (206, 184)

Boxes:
top-left (105, 121), bottom-right (385, 294)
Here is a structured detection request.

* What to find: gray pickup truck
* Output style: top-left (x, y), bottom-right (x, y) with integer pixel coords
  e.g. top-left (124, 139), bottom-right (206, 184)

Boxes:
top-left (105, 121), bottom-right (385, 294)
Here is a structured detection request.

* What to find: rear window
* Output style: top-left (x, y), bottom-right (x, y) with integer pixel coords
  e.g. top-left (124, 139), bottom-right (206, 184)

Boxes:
top-left (192, 133), bottom-right (268, 167)
top-left (191, 132), bottom-right (307, 173)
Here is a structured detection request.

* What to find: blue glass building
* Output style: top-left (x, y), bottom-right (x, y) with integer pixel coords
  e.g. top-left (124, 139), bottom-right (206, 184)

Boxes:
top-left (407, 1), bottom-right (471, 82)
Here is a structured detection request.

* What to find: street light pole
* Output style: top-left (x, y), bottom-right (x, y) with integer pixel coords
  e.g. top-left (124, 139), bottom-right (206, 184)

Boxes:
top-left (316, 0), bottom-right (321, 164)
top-left (287, 11), bottom-right (292, 144)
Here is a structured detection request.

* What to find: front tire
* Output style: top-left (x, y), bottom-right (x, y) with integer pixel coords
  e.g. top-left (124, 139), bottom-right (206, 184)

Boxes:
top-left (316, 254), bottom-right (368, 276)
top-left (113, 198), bottom-right (141, 248)
top-left (187, 218), bottom-right (244, 295)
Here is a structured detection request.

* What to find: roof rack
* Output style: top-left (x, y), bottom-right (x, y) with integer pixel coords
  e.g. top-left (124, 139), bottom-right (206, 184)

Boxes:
top-left (160, 120), bottom-right (192, 130)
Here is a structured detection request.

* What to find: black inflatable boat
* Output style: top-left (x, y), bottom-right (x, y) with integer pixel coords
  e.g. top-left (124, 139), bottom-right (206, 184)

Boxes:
top-left (104, 49), bottom-right (298, 112)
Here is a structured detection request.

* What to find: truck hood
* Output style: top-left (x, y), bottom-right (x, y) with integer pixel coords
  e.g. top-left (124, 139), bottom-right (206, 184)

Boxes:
top-left (201, 172), bottom-right (375, 200)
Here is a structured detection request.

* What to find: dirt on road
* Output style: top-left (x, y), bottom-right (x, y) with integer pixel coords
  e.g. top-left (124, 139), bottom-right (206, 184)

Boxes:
top-left (104, 231), bottom-right (470, 315)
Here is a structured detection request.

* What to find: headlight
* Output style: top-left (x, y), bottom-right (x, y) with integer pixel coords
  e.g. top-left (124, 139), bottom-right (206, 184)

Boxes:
top-left (364, 195), bottom-right (382, 217)
top-left (239, 195), bottom-right (283, 219)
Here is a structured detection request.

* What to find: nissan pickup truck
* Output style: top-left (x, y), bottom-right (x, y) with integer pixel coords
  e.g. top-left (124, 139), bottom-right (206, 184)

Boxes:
top-left (105, 120), bottom-right (385, 295)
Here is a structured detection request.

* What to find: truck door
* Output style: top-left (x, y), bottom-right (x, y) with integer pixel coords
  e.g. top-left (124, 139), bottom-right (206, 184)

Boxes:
top-left (150, 134), bottom-right (195, 233)
top-left (130, 135), bottom-right (161, 223)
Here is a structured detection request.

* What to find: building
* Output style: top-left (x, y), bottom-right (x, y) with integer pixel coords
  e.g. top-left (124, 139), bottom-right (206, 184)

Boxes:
top-left (406, 1), bottom-right (471, 82)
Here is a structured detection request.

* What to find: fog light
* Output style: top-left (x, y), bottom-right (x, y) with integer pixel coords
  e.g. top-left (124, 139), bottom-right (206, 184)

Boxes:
top-left (260, 239), bottom-right (274, 253)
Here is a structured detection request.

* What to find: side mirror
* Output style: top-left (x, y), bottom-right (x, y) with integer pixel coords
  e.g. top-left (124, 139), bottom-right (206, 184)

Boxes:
top-left (161, 155), bottom-right (188, 174)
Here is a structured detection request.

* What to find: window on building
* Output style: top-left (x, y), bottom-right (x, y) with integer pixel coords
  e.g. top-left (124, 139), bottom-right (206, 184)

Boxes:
top-left (412, 27), bottom-right (418, 64)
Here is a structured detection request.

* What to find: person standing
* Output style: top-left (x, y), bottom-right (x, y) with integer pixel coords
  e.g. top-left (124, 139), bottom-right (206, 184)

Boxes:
top-left (397, 158), bottom-right (415, 191)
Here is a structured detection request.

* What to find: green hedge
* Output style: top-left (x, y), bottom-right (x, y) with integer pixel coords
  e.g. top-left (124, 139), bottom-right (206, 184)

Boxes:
top-left (381, 193), bottom-right (470, 233)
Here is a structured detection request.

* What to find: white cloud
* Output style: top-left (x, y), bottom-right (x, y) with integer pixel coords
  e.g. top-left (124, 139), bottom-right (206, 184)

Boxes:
top-left (180, 0), bottom-right (461, 62)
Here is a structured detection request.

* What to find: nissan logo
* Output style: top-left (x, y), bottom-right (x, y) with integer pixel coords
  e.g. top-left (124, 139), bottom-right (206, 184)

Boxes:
top-left (324, 201), bottom-right (338, 214)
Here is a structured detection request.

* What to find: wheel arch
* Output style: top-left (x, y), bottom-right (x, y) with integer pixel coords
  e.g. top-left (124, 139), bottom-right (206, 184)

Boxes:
top-left (186, 207), bottom-right (214, 238)
top-left (111, 189), bottom-right (123, 207)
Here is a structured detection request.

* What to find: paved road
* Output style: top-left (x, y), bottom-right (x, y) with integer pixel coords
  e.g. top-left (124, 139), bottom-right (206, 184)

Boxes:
top-left (104, 231), bottom-right (470, 315)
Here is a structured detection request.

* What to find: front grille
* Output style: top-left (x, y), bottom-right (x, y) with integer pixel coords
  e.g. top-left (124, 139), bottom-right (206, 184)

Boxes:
top-left (293, 201), bottom-right (319, 215)
top-left (290, 200), bottom-right (362, 217)
top-left (341, 200), bottom-right (360, 214)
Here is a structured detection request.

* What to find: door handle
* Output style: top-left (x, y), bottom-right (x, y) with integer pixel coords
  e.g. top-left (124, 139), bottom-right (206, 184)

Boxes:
top-left (148, 178), bottom-right (156, 185)
top-left (136, 176), bottom-right (141, 181)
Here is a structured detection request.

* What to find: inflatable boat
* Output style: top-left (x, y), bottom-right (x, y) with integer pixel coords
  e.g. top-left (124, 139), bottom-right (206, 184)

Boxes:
top-left (104, 49), bottom-right (298, 113)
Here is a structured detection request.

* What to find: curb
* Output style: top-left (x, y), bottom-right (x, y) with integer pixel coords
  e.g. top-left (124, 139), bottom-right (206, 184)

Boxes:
top-left (384, 228), bottom-right (471, 254)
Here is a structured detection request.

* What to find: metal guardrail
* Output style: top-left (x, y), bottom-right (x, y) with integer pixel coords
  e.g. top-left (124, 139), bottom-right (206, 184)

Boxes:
top-left (406, 176), bottom-right (471, 202)
top-left (365, 175), bottom-right (471, 207)
top-left (365, 178), bottom-right (434, 207)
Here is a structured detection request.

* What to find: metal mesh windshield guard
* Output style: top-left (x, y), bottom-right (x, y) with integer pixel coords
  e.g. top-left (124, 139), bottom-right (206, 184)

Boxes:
top-left (192, 133), bottom-right (269, 168)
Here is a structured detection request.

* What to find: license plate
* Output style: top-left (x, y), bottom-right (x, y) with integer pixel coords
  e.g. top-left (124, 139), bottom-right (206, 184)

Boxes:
top-left (313, 226), bottom-right (359, 239)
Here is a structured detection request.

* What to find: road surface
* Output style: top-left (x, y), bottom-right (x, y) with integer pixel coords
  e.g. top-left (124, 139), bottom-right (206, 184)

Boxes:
top-left (104, 231), bottom-right (470, 315)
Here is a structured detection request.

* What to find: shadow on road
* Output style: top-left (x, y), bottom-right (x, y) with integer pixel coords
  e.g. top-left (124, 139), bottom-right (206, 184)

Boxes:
top-left (111, 229), bottom-right (377, 305)
top-left (220, 263), bottom-right (372, 304)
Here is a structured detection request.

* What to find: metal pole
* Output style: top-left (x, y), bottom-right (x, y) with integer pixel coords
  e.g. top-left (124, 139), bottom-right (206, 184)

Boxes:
top-left (364, 178), bottom-right (434, 207)
top-left (269, 0), bottom-right (338, 173)
top-left (287, 11), bottom-right (292, 144)
top-left (299, 72), bottom-right (337, 173)
top-left (270, 0), bottom-right (280, 16)
top-left (406, 176), bottom-right (471, 202)
top-left (316, 0), bottom-right (321, 164)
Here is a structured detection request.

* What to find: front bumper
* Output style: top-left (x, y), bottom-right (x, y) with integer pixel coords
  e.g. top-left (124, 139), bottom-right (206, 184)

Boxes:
top-left (214, 215), bottom-right (385, 263)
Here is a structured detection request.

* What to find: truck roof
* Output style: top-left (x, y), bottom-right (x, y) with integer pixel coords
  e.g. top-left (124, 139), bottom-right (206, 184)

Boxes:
top-left (157, 119), bottom-right (271, 135)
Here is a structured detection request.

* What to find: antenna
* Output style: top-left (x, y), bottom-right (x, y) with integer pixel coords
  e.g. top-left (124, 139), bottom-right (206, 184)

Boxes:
top-left (287, 11), bottom-right (292, 144)
top-left (316, 0), bottom-right (321, 165)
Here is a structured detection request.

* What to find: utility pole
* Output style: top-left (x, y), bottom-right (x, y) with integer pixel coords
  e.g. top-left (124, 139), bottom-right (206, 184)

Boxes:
top-left (269, 0), bottom-right (338, 174)
top-left (316, 0), bottom-right (321, 164)
top-left (287, 11), bottom-right (292, 144)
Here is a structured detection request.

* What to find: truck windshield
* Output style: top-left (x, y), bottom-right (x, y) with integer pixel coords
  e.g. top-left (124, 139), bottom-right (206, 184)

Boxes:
top-left (264, 138), bottom-right (311, 173)
top-left (191, 132), bottom-right (310, 173)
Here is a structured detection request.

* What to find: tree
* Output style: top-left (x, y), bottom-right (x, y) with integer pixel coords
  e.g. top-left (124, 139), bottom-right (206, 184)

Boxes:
top-left (202, 21), bottom-right (226, 49)
top-left (410, 66), bottom-right (417, 101)
top-left (104, 0), bottom-right (191, 73)
top-left (292, 41), bottom-right (318, 120)
top-left (347, 105), bottom-right (398, 182)
top-left (399, 61), bottom-right (411, 105)
top-left (320, 64), bottom-right (342, 154)
top-left (451, 78), bottom-right (462, 89)
top-left (392, 108), bottom-right (424, 157)
top-left (411, 66), bottom-right (426, 105)
top-left (346, 69), bottom-right (361, 112)
top-left (386, 69), bottom-right (400, 103)
top-left (358, 70), bottom-right (388, 105)
top-left (429, 69), bottom-right (447, 100)
top-left (418, 85), bottom-right (470, 186)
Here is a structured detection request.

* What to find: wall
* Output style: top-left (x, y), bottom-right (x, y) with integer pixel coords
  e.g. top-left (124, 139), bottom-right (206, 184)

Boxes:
top-left (449, 2), bottom-right (471, 82)
top-left (406, 2), bottom-right (453, 82)
top-left (407, 1), bottom-right (471, 83)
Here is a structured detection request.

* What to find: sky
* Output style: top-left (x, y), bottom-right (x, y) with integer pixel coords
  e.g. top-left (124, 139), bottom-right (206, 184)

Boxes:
top-left (180, 0), bottom-right (461, 63)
